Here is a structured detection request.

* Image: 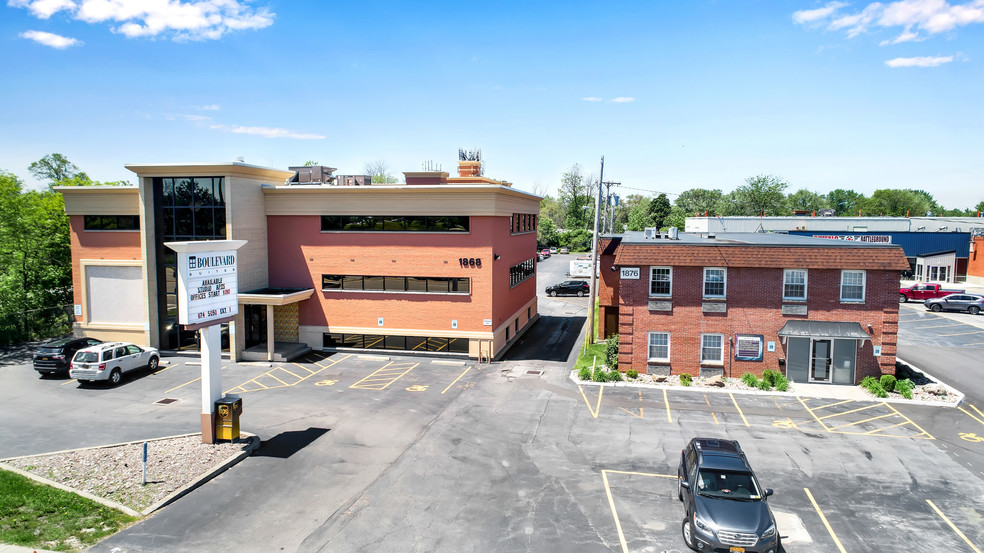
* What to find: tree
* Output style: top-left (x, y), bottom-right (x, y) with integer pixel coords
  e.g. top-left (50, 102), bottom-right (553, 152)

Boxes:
top-left (29, 154), bottom-right (85, 189)
top-left (664, 206), bottom-right (686, 230)
top-left (648, 193), bottom-right (672, 229)
top-left (303, 160), bottom-right (320, 167)
top-left (675, 188), bottom-right (723, 215)
top-left (726, 174), bottom-right (789, 216)
top-left (625, 197), bottom-right (653, 231)
top-left (863, 189), bottom-right (932, 217)
top-left (826, 189), bottom-right (866, 216)
top-left (363, 160), bottom-right (398, 184)
top-left (908, 189), bottom-right (942, 215)
top-left (559, 164), bottom-right (591, 230)
top-left (976, 200), bottom-right (984, 214)
top-left (537, 216), bottom-right (560, 247)
top-left (786, 189), bottom-right (829, 213)
top-left (539, 195), bottom-right (565, 227)
top-left (559, 228), bottom-right (593, 252)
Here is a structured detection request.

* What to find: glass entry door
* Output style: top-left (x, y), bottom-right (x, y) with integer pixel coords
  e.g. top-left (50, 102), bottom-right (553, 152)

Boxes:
top-left (810, 339), bottom-right (832, 382)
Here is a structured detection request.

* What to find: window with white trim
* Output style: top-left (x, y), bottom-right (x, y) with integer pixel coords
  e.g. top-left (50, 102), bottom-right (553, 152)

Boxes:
top-left (703, 268), bottom-right (726, 298)
top-left (650, 267), bottom-right (672, 296)
top-left (783, 269), bottom-right (807, 301)
top-left (840, 270), bottom-right (865, 302)
top-left (701, 334), bottom-right (724, 364)
top-left (648, 332), bottom-right (669, 362)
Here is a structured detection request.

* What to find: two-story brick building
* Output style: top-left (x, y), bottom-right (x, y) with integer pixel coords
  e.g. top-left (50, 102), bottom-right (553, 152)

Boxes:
top-left (598, 230), bottom-right (910, 384)
top-left (57, 155), bottom-right (541, 362)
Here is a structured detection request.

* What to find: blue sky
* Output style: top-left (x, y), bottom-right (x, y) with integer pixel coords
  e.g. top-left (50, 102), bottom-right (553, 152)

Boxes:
top-left (1, 0), bottom-right (982, 210)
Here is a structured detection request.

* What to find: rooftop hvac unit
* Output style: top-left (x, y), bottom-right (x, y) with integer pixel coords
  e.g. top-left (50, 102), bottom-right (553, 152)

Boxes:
top-left (668, 227), bottom-right (679, 240)
top-left (644, 227), bottom-right (661, 240)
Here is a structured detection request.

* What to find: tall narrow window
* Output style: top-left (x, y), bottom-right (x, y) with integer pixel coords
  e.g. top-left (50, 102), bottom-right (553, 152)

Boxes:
top-left (648, 332), bottom-right (669, 362)
top-left (783, 269), bottom-right (807, 301)
top-left (701, 334), bottom-right (724, 364)
top-left (840, 270), bottom-right (865, 302)
top-left (703, 268), bottom-right (726, 298)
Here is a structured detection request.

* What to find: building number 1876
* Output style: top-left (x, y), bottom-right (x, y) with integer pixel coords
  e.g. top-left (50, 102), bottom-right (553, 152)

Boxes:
top-left (458, 258), bottom-right (481, 268)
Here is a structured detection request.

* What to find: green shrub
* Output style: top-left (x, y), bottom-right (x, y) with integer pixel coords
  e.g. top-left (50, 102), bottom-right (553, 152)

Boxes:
top-left (872, 384), bottom-right (887, 398)
top-left (757, 379), bottom-right (771, 391)
top-left (605, 334), bottom-right (619, 368)
top-left (741, 373), bottom-right (759, 387)
top-left (880, 374), bottom-right (897, 393)
top-left (592, 367), bottom-right (607, 382)
top-left (860, 376), bottom-right (878, 389)
top-left (895, 378), bottom-right (914, 399)
top-left (578, 367), bottom-right (592, 381)
top-left (773, 373), bottom-right (789, 392)
top-left (607, 369), bottom-right (623, 382)
top-left (762, 369), bottom-right (780, 387)
top-left (626, 369), bottom-right (638, 379)
top-left (680, 373), bottom-right (693, 386)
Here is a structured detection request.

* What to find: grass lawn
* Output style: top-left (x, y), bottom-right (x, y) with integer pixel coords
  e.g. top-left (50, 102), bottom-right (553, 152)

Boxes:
top-left (0, 469), bottom-right (138, 552)
top-left (574, 341), bottom-right (608, 374)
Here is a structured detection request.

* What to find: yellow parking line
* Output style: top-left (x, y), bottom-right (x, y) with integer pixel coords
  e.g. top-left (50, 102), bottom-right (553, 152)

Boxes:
top-left (291, 362), bottom-right (316, 375)
top-left (664, 388), bottom-right (672, 423)
top-left (705, 395), bottom-right (719, 425)
top-left (865, 420), bottom-right (913, 434)
top-left (266, 373), bottom-right (290, 386)
top-left (349, 362), bottom-right (418, 390)
top-left (827, 412), bottom-right (896, 431)
top-left (601, 470), bottom-right (630, 553)
top-left (441, 367), bottom-right (470, 394)
top-left (730, 393), bottom-right (750, 427)
top-left (810, 399), bottom-right (854, 411)
top-left (61, 379), bottom-right (78, 386)
top-left (816, 403), bottom-right (880, 421)
top-left (577, 383), bottom-right (603, 418)
top-left (165, 377), bottom-right (200, 393)
top-left (927, 500), bottom-right (983, 553)
top-left (805, 488), bottom-right (848, 553)
top-left (276, 367), bottom-right (303, 381)
top-left (884, 403), bottom-right (934, 439)
top-left (908, 323), bottom-right (962, 329)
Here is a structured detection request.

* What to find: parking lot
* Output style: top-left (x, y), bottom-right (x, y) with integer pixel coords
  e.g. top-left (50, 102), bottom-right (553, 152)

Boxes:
top-left (1, 259), bottom-right (983, 552)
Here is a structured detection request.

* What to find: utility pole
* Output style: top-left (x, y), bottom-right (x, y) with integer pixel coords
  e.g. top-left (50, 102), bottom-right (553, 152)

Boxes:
top-left (601, 181), bottom-right (620, 233)
top-left (587, 156), bottom-right (604, 348)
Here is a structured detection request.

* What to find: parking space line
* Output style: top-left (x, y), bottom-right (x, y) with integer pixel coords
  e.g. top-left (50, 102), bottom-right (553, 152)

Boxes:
top-left (349, 361), bottom-right (418, 390)
top-left (291, 362), bottom-right (316, 375)
top-left (705, 395), bottom-right (719, 425)
top-left (577, 383), bottom-right (603, 418)
top-left (441, 367), bottom-right (471, 394)
top-left (663, 388), bottom-right (672, 423)
top-left (816, 403), bottom-right (879, 421)
top-left (827, 412), bottom-right (895, 431)
top-left (804, 488), bottom-right (848, 553)
top-left (957, 404), bottom-right (984, 426)
top-left (225, 353), bottom-right (352, 394)
top-left (884, 403), bottom-right (935, 439)
top-left (601, 470), bottom-right (677, 553)
top-left (926, 500), bottom-right (983, 553)
top-left (61, 379), bottom-right (78, 386)
top-left (937, 330), bottom-right (984, 337)
top-left (797, 398), bottom-right (934, 439)
top-left (906, 323), bottom-right (962, 329)
top-left (810, 399), bottom-right (854, 411)
top-left (165, 365), bottom-right (227, 394)
top-left (730, 393), bottom-right (750, 427)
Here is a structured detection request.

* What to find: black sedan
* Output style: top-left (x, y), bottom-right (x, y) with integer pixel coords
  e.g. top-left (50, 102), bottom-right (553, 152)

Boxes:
top-left (924, 294), bottom-right (984, 315)
top-left (546, 280), bottom-right (589, 297)
top-left (33, 336), bottom-right (103, 376)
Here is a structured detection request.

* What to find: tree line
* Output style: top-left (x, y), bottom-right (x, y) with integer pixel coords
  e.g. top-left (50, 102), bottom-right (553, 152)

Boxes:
top-left (538, 170), bottom-right (984, 247)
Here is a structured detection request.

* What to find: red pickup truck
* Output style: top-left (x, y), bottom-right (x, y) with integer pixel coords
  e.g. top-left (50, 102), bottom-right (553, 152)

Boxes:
top-left (899, 283), bottom-right (965, 303)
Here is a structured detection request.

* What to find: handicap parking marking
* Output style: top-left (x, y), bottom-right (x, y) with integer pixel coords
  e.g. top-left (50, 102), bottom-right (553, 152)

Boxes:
top-left (926, 500), bottom-right (984, 553)
top-left (349, 360), bottom-right (419, 390)
top-left (797, 397), bottom-right (934, 439)
top-left (225, 353), bottom-right (352, 394)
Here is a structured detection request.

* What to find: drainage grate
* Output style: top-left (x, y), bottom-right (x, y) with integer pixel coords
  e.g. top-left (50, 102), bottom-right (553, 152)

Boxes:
top-left (154, 398), bottom-right (179, 405)
top-left (525, 370), bottom-right (543, 376)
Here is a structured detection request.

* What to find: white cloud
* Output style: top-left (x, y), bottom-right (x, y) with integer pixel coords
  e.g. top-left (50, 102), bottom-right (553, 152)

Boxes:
top-left (183, 114), bottom-right (212, 121)
top-left (200, 104), bottom-right (220, 111)
top-left (9, 0), bottom-right (274, 41)
top-left (210, 124), bottom-right (325, 140)
top-left (885, 54), bottom-right (954, 66)
top-left (879, 28), bottom-right (925, 44)
top-left (581, 96), bottom-right (603, 102)
top-left (610, 97), bottom-right (635, 103)
top-left (792, 1), bottom-right (849, 24)
top-left (19, 30), bottom-right (82, 48)
top-left (798, 0), bottom-right (984, 38)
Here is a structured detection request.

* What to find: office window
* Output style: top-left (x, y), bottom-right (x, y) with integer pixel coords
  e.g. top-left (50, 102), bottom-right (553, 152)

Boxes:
top-left (321, 274), bottom-right (469, 294)
top-left (650, 267), bottom-right (672, 296)
top-left (510, 258), bottom-right (535, 287)
top-left (840, 270), bottom-right (865, 302)
top-left (320, 215), bottom-right (469, 233)
top-left (703, 268), bottom-right (726, 298)
top-left (783, 269), bottom-right (807, 300)
top-left (648, 332), bottom-right (669, 362)
top-left (701, 334), bottom-right (724, 364)
top-left (84, 215), bottom-right (140, 231)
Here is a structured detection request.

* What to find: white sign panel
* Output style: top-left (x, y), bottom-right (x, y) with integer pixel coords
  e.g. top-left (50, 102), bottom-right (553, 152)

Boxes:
top-left (176, 250), bottom-right (239, 325)
top-left (620, 267), bottom-right (641, 280)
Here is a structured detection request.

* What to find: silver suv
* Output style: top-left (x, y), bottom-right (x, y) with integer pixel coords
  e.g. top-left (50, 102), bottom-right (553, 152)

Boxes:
top-left (678, 437), bottom-right (780, 553)
top-left (69, 342), bottom-right (160, 386)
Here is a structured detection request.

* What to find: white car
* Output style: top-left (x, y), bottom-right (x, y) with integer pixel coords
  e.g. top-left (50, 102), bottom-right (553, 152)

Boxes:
top-left (70, 342), bottom-right (160, 386)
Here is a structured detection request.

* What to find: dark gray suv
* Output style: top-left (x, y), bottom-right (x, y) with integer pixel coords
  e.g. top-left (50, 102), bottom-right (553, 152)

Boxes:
top-left (678, 437), bottom-right (780, 553)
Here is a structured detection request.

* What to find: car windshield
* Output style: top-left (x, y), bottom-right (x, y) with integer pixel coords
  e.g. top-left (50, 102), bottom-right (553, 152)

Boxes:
top-left (74, 351), bottom-right (99, 363)
top-left (696, 469), bottom-right (762, 500)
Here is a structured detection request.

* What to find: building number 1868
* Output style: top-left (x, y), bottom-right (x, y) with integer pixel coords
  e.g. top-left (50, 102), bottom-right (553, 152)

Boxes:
top-left (458, 258), bottom-right (482, 268)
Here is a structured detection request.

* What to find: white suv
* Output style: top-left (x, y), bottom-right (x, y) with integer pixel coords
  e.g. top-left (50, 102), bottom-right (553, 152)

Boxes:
top-left (70, 342), bottom-right (160, 386)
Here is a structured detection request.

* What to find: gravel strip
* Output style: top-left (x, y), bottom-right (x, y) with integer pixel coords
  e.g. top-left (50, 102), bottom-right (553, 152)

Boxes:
top-left (4, 435), bottom-right (248, 512)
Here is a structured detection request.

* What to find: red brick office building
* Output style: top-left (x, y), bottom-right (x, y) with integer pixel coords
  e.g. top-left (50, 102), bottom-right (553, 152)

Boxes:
top-left (598, 230), bottom-right (910, 385)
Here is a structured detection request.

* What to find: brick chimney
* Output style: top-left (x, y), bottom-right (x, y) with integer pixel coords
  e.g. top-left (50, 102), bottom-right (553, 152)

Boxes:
top-left (457, 160), bottom-right (481, 178)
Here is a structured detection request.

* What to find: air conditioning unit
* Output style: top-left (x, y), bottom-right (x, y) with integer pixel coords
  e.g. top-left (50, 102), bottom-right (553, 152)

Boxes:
top-left (644, 227), bottom-right (661, 240)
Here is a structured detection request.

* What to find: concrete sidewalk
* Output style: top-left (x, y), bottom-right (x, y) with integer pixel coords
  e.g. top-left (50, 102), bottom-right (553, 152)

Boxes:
top-left (0, 545), bottom-right (59, 553)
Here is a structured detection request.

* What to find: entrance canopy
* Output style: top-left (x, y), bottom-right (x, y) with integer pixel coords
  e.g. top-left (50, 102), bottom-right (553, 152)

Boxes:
top-left (777, 320), bottom-right (871, 341)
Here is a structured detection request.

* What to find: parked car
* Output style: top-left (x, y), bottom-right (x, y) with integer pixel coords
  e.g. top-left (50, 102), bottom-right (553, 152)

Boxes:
top-left (33, 337), bottom-right (103, 376)
top-left (679, 437), bottom-right (779, 553)
top-left (549, 247), bottom-right (558, 254)
top-left (540, 248), bottom-right (551, 258)
top-left (559, 247), bottom-right (570, 254)
top-left (546, 280), bottom-right (589, 297)
top-left (899, 283), bottom-right (964, 303)
top-left (924, 294), bottom-right (984, 315)
top-left (69, 342), bottom-right (160, 386)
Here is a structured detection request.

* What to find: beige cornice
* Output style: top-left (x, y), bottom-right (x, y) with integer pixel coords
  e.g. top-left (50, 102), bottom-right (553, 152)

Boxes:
top-left (124, 162), bottom-right (295, 181)
top-left (263, 185), bottom-right (541, 216)
top-left (56, 186), bottom-right (140, 215)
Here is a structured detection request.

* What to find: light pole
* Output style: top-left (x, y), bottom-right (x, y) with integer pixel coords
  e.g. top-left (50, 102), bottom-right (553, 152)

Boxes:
top-left (587, 156), bottom-right (604, 348)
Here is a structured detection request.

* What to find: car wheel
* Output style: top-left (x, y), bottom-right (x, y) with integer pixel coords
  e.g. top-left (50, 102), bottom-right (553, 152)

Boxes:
top-left (147, 356), bottom-right (159, 371)
top-left (109, 368), bottom-right (122, 386)
top-left (576, 290), bottom-right (584, 297)
top-left (930, 304), bottom-right (943, 312)
top-left (899, 294), bottom-right (908, 303)
top-left (682, 518), bottom-right (698, 551)
top-left (550, 291), bottom-right (558, 297)
top-left (970, 306), bottom-right (981, 316)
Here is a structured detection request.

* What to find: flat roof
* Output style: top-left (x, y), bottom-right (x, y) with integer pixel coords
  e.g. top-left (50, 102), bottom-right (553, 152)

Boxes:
top-left (617, 231), bottom-right (901, 248)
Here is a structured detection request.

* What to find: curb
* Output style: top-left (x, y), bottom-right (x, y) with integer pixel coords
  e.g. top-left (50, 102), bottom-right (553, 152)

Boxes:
top-left (0, 433), bottom-right (260, 518)
top-left (894, 357), bottom-right (965, 407)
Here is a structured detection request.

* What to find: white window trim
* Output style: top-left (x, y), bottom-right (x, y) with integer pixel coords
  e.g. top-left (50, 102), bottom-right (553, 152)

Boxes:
top-left (647, 331), bottom-right (670, 362)
top-left (649, 266), bottom-right (673, 297)
top-left (782, 269), bottom-right (808, 301)
top-left (840, 269), bottom-right (866, 302)
top-left (700, 333), bottom-right (725, 365)
top-left (702, 267), bottom-right (727, 299)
